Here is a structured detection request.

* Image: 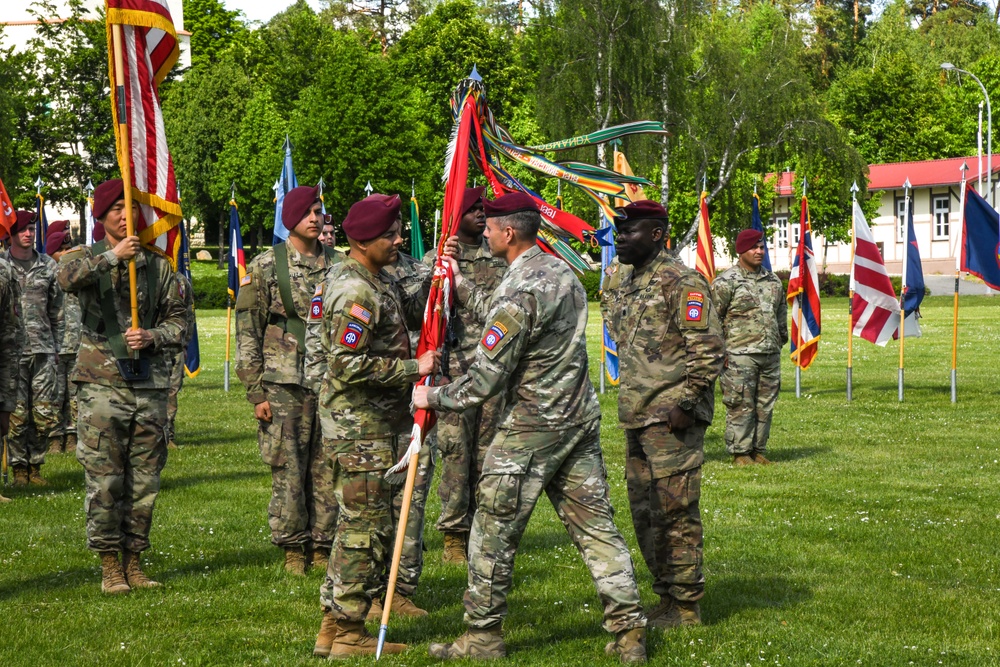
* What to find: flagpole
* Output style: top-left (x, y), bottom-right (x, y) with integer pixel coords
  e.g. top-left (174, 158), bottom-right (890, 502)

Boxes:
top-left (795, 180), bottom-right (805, 398)
top-left (433, 209), bottom-right (440, 249)
top-left (225, 183), bottom-right (235, 393)
top-left (951, 163), bottom-right (968, 403)
top-left (847, 182), bottom-right (859, 401)
top-left (898, 179), bottom-right (911, 403)
top-left (111, 23), bottom-right (141, 335)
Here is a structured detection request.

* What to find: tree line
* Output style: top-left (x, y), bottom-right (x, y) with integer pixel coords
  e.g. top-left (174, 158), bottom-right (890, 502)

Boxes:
top-left (1, 0), bottom-right (997, 255)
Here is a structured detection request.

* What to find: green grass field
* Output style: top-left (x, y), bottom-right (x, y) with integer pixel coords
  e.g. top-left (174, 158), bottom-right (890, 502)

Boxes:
top-left (2, 294), bottom-right (999, 666)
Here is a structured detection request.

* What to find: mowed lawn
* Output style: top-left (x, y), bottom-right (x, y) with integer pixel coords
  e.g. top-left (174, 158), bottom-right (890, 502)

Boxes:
top-left (2, 292), bottom-right (999, 666)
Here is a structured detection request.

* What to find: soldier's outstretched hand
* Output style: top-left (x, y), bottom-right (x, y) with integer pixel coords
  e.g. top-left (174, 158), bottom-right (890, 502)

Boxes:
top-left (112, 235), bottom-right (141, 261)
top-left (412, 384), bottom-right (430, 410)
top-left (417, 349), bottom-right (441, 376)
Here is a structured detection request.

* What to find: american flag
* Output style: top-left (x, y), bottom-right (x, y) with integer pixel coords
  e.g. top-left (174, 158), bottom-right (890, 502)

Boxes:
top-left (851, 201), bottom-right (899, 346)
top-left (106, 0), bottom-right (182, 263)
top-left (786, 196), bottom-right (821, 369)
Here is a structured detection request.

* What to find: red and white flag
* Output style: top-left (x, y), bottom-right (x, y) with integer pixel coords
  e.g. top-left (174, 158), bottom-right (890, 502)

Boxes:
top-left (850, 202), bottom-right (900, 346)
top-left (106, 0), bottom-right (182, 263)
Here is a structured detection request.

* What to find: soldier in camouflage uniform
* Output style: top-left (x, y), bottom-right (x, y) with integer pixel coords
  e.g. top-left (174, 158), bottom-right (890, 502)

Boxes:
top-left (309, 193), bottom-right (438, 659)
top-left (3, 210), bottom-right (64, 486)
top-left (712, 229), bottom-right (787, 466)
top-left (165, 271), bottom-right (196, 449)
top-left (236, 185), bottom-right (343, 576)
top-left (47, 229), bottom-right (81, 454)
top-left (57, 178), bottom-right (187, 594)
top-left (422, 187), bottom-right (507, 565)
top-left (0, 252), bottom-right (23, 503)
top-left (601, 200), bottom-right (725, 630)
top-left (415, 192), bottom-right (647, 664)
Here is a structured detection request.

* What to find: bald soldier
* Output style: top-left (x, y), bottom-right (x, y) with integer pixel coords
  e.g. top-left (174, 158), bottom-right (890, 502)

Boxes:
top-left (310, 193), bottom-right (438, 659)
top-left (3, 209), bottom-right (64, 486)
top-left (57, 178), bottom-right (187, 594)
top-left (601, 200), bottom-right (725, 629)
top-left (712, 229), bottom-right (787, 465)
top-left (414, 192), bottom-right (647, 663)
top-left (236, 185), bottom-right (344, 575)
top-left (47, 229), bottom-right (82, 454)
top-left (0, 249), bottom-right (23, 503)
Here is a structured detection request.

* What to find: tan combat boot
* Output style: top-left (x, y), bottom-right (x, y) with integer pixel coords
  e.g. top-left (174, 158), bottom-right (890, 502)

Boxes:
top-left (64, 433), bottom-right (77, 452)
top-left (752, 452), bottom-right (774, 465)
top-left (311, 546), bottom-right (331, 571)
top-left (47, 436), bottom-right (63, 455)
top-left (284, 547), bottom-right (307, 576)
top-left (391, 594), bottom-right (428, 617)
top-left (442, 532), bottom-right (467, 564)
top-left (605, 627), bottom-right (647, 664)
top-left (366, 598), bottom-right (384, 622)
top-left (657, 599), bottom-right (701, 628)
top-left (0, 493), bottom-right (11, 503)
top-left (28, 464), bottom-right (49, 486)
top-left (313, 610), bottom-right (338, 657)
top-left (12, 465), bottom-right (29, 487)
top-left (732, 454), bottom-right (755, 466)
top-left (123, 550), bottom-right (161, 588)
top-left (100, 552), bottom-right (131, 595)
top-left (328, 619), bottom-right (407, 659)
top-left (429, 626), bottom-right (506, 660)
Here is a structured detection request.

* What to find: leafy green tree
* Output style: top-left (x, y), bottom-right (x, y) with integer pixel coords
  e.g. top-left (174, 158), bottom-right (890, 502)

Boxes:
top-left (183, 0), bottom-right (247, 70)
top-left (0, 34), bottom-right (42, 208)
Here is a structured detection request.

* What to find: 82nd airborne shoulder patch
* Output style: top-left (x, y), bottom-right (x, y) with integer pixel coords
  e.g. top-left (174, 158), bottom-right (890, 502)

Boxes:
top-left (340, 322), bottom-right (364, 349)
top-left (310, 285), bottom-right (323, 320)
top-left (481, 321), bottom-right (508, 351)
top-left (685, 291), bottom-right (704, 322)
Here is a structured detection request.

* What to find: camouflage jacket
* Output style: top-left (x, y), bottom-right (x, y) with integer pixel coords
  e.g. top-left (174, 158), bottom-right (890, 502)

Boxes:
top-left (712, 264), bottom-right (788, 355)
top-left (602, 250), bottom-right (725, 429)
top-left (57, 245), bottom-right (187, 389)
top-left (59, 291), bottom-right (82, 356)
top-left (427, 245), bottom-right (601, 431)
top-left (2, 249), bottom-right (64, 355)
top-left (235, 243), bottom-right (342, 404)
top-left (423, 239), bottom-right (506, 375)
top-left (384, 250), bottom-right (431, 351)
top-left (169, 272), bottom-right (196, 350)
top-left (0, 257), bottom-right (23, 412)
top-left (309, 256), bottom-right (429, 440)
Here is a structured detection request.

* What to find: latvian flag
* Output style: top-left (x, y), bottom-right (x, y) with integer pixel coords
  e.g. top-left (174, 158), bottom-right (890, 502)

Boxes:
top-left (850, 202), bottom-right (899, 345)
top-left (786, 196), bottom-right (821, 369)
top-left (106, 0), bottom-right (183, 264)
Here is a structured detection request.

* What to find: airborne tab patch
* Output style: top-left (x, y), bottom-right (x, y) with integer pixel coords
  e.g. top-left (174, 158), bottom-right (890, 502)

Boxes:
top-left (310, 295), bottom-right (323, 320)
top-left (685, 291), bottom-right (704, 322)
top-left (340, 322), bottom-right (364, 349)
top-left (482, 322), bottom-right (507, 350)
top-left (349, 302), bottom-right (373, 325)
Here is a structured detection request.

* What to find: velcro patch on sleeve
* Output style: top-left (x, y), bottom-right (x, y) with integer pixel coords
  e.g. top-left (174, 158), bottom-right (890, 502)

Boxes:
top-left (685, 291), bottom-right (704, 322)
top-left (479, 306), bottom-right (522, 360)
top-left (481, 321), bottom-right (508, 350)
top-left (309, 284), bottom-right (324, 321)
top-left (240, 274), bottom-right (252, 287)
top-left (348, 302), bottom-right (373, 325)
top-left (339, 321), bottom-right (365, 349)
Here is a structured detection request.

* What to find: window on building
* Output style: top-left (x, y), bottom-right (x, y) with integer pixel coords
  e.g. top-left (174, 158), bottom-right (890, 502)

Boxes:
top-left (895, 196), bottom-right (909, 243)
top-left (775, 216), bottom-right (788, 249)
top-left (792, 222), bottom-right (801, 247)
top-left (933, 195), bottom-right (950, 240)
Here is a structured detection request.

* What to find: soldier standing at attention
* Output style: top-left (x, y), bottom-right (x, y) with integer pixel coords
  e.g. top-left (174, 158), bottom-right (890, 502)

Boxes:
top-left (423, 186), bottom-right (507, 565)
top-left (0, 250), bottom-right (23, 503)
top-left (47, 229), bottom-right (81, 454)
top-left (3, 209), bottom-right (64, 486)
top-left (236, 185), bottom-right (343, 575)
top-left (165, 270), bottom-right (195, 449)
top-left (601, 200), bottom-right (725, 630)
top-left (712, 229), bottom-right (787, 466)
top-left (414, 192), bottom-right (647, 664)
top-left (57, 178), bottom-right (186, 594)
top-left (310, 193), bottom-right (438, 659)
top-left (319, 215), bottom-right (337, 248)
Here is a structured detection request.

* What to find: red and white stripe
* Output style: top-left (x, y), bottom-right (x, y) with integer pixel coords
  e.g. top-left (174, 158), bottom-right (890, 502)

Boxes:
top-left (850, 202), bottom-right (899, 346)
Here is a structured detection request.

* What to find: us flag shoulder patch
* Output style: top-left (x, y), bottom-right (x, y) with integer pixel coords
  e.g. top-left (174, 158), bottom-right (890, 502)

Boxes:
top-left (340, 322), bottom-right (364, 349)
top-left (240, 274), bottom-right (252, 287)
top-left (685, 291), bottom-right (704, 322)
top-left (349, 302), bottom-right (372, 324)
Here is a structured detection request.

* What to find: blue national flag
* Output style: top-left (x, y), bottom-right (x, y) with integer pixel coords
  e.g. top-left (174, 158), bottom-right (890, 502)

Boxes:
top-left (178, 222), bottom-right (201, 377)
top-left (35, 193), bottom-right (48, 254)
top-left (751, 193), bottom-right (772, 272)
top-left (902, 203), bottom-right (925, 317)
top-left (227, 199), bottom-right (246, 300)
top-left (272, 135), bottom-right (298, 245)
top-left (599, 212), bottom-right (619, 385)
top-left (961, 184), bottom-right (1000, 291)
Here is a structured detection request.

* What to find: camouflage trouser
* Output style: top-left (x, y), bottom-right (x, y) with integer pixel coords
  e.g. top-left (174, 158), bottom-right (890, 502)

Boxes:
top-left (319, 436), bottom-right (396, 622)
top-left (465, 418), bottom-right (645, 634)
top-left (720, 352), bottom-right (781, 455)
top-left (76, 382), bottom-right (168, 553)
top-left (258, 382), bottom-right (336, 549)
top-left (166, 349), bottom-right (185, 444)
top-left (8, 353), bottom-right (60, 466)
top-left (625, 422), bottom-right (706, 602)
top-left (435, 395), bottom-right (502, 534)
top-left (51, 353), bottom-right (79, 438)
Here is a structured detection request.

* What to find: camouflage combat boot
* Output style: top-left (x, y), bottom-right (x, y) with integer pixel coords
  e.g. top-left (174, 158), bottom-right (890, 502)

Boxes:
top-left (732, 454), bottom-right (755, 466)
top-left (442, 533), bottom-right (467, 564)
top-left (752, 452), bottom-right (774, 465)
top-left (100, 552), bottom-right (131, 595)
top-left (428, 626), bottom-right (506, 660)
top-left (605, 627), bottom-right (647, 664)
top-left (47, 436), bottom-right (63, 455)
top-left (64, 433), bottom-right (77, 452)
top-left (391, 594), bottom-right (428, 617)
top-left (311, 546), bottom-right (331, 570)
top-left (284, 547), bottom-right (306, 576)
top-left (123, 550), bottom-right (161, 588)
top-left (328, 619), bottom-right (407, 659)
top-left (12, 465), bottom-right (29, 487)
top-left (313, 610), bottom-right (338, 658)
top-left (28, 464), bottom-right (49, 486)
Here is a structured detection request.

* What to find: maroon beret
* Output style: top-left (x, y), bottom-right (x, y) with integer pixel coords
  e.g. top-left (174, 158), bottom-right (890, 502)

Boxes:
top-left (343, 193), bottom-right (401, 242)
top-left (735, 228), bottom-right (765, 254)
top-left (12, 210), bottom-right (35, 235)
top-left (93, 179), bottom-right (125, 221)
top-left (93, 223), bottom-right (105, 242)
top-left (620, 199), bottom-right (668, 221)
top-left (45, 230), bottom-right (69, 255)
top-left (48, 220), bottom-right (69, 234)
top-left (461, 186), bottom-right (486, 216)
top-left (282, 185), bottom-right (321, 230)
top-left (483, 191), bottom-right (538, 218)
